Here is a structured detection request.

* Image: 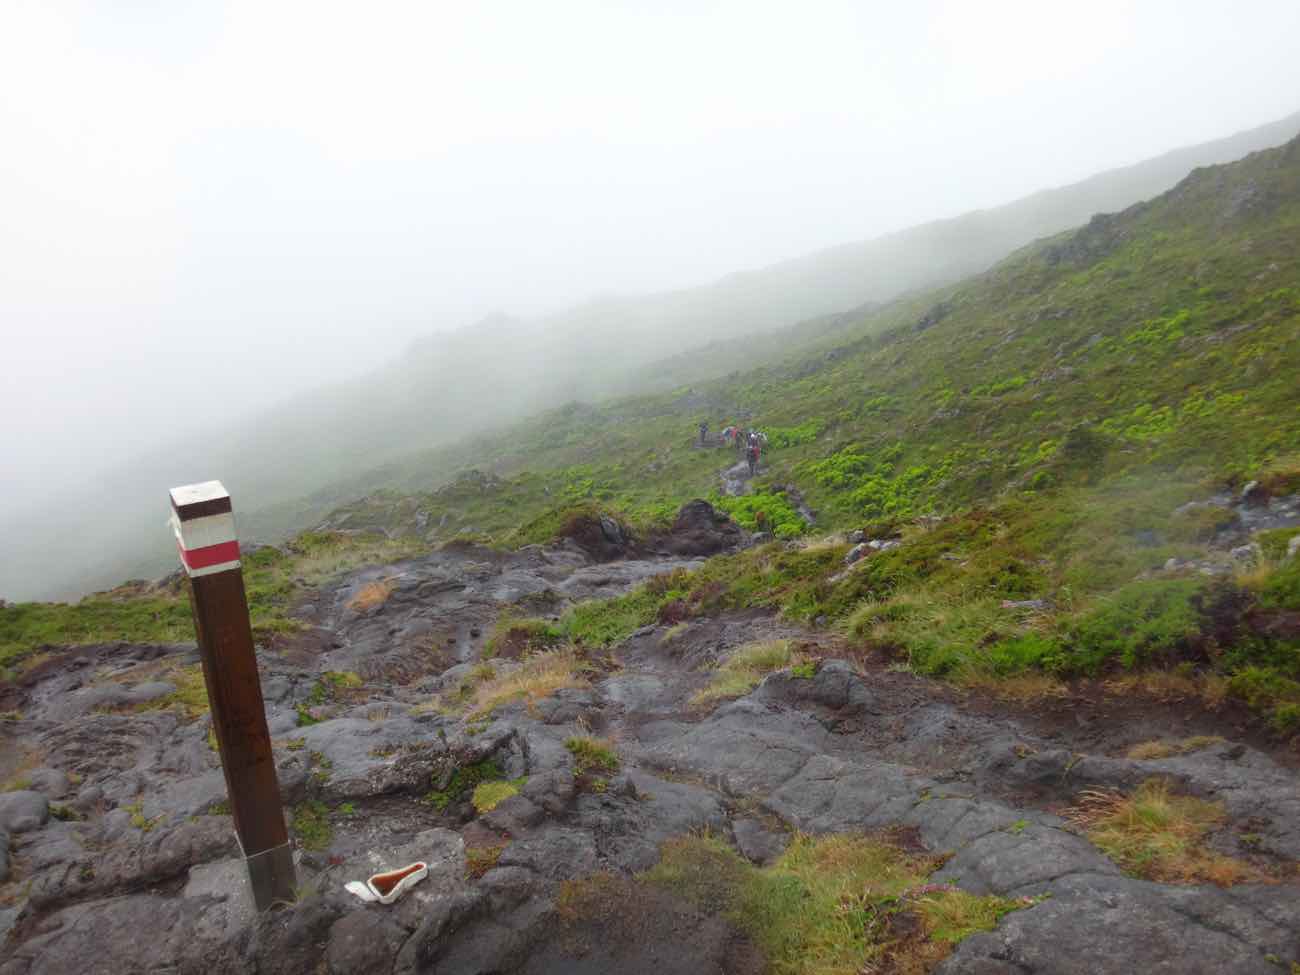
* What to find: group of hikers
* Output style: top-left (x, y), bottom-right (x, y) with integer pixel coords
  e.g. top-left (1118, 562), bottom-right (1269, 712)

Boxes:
top-left (698, 420), bottom-right (768, 476)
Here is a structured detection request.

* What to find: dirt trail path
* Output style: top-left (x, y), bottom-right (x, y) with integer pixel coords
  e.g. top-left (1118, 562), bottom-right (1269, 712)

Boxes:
top-left (2, 507), bottom-right (1298, 975)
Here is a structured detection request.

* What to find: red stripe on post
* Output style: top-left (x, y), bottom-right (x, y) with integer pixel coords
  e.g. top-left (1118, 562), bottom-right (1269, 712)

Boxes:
top-left (179, 539), bottom-right (241, 570)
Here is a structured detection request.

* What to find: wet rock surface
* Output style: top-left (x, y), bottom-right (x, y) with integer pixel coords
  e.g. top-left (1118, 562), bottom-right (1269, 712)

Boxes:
top-left (1, 506), bottom-right (1297, 974)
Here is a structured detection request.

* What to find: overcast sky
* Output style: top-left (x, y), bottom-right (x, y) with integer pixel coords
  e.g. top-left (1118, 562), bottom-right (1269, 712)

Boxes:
top-left (3, 0), bottom-right (1300, 517)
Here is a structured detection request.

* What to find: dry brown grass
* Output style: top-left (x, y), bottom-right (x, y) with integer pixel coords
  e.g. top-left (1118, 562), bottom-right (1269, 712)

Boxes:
top-left (460, 649), bottom-right (590, 719)
top-left (689, 640), bottom-right (794, 707)
top-left (1125, 735), bottom-right (1225, 760)
top-left (1065, 779), bottom-right (1262, 886)
top-left (1103, 671), bottom-right (1228, 707)
top-left (466, 843), bottom-right (507, 880)
top-left (347, 578), bottom-right (396, 612)
top-left (955, 670), bottom-right (1069, 703)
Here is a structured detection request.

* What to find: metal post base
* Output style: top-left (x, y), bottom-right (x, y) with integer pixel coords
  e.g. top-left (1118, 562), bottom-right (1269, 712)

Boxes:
top-left (245, 841), bottom-right (297, 911)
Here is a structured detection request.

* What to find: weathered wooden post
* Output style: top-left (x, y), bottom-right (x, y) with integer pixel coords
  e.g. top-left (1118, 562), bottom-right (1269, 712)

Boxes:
top-left (169, 480), bottom-right (295, 910)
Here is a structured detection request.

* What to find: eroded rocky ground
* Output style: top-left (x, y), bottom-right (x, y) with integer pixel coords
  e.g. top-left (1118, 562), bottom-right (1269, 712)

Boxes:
top-left (1, 504), bottom-right (1298, 974)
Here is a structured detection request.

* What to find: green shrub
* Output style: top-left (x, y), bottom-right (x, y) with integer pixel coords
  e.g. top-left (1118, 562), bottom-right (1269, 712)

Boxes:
top-left (1255, 527), bottom-right (1300, 562)
top-left (983, 632), bottom-right (1065, 675)
top-left (563, 585), bottom-right (679, 646)
top-left (711, 490), bottom-right (806, 538)
top-left (1270, 703), bottom-right (1300, 733)
top-left (764, 421), bottom-right (823, 448)
top-left (1253, 558), bottom-right (1300, 612)
top-left (1227, 667), bottom-right (1300, 711)
top-left (1065, 579), bottom-right (1204, 673)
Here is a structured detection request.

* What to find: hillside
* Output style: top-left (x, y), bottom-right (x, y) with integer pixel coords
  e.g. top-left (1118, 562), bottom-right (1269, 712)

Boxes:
top-left (7, 132), bottom-right (1299, 714)
top-left (5, 110), bottom-right (1299, 602)
top-left (2, 130), bottom-right (1300, 975)
top-left (301, 134), bottom-right (1300, 543)
top-left (256, 132), bottom-right (1300, 728)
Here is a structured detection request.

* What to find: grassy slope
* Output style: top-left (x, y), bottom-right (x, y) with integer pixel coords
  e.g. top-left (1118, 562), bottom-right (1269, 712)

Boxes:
top-left (323, 137), bottom-right (1300, 542)
top-left (314, 137), bottom-right (1300, 727)
top-left (0, 532), bottom-right (424, 678)
top-left (4, 139), bottom-right (1299, 729)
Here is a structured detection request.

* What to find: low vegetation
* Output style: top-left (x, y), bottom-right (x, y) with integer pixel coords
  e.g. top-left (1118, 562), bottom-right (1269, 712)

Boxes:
top-left (1065, 779), bottom-right (1260, 885)
top-left (307, 670), bottom-right (364, 705)
top-left (639, 832), bottom-right (1033, 974)
top-left (0, 530), bottom-right (428, 677)
top-left (1125, 736), bottom-right (1224, 760)
top-left (452, 650), bottom-right (591, 719)
top-left (691, 640), bottom-right (795, 706)
top-left (424, 760), bottom-right (506, 811)
top-left (0, 594), bottom-right (192, 678)
top-left (564, 735), bottom-right (620, 775)
top-left (5, 144), bottom-right (1299, 747)
top-left (483, 615), bottom-right (564, 659)
top-left (466, 843), bottom-right (506, 879)
top-left (290, 800), bottom-right (333, 851)
top-left (471, 779), bottom-right (522, 813)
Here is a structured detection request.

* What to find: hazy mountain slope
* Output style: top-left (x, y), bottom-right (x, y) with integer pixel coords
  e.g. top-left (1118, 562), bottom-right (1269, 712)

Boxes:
top-left (4, 111), bottom-right (1298, 601)
top-left (318, 134), bottom-right (1300, 549)
top-left (6, 131), bottom-right (1299, 730)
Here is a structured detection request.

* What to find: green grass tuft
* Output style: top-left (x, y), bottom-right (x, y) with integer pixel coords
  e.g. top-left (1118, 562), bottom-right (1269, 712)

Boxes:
top-left (643, 832), bottom-right (1029, 974)
top-left (290, 800), bottom-right (333, 851)
top-left (424, 760), bottom-right (505, 811)
top-left (472, 779), bottom-right (522, 813)
top-left (565, 736), bottom-right (620, 775)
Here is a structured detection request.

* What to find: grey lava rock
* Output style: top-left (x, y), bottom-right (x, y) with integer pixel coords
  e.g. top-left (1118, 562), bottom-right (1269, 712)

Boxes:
top-left (1240, 479), bottom-right (1267, 505)
top-left (843, 542), bottom-right (871, 565)
top-left (23, 767), bottom-right (72, 799)
top-left (938, 873), bottom-right (1291, 975)
top-left (1230, 542), bottom-right (1262, 564)
top-left (753, 659), bottom-right (874, 715)
top-left (327, 910), bottom-right (411, 975)
top-left (660, 499), bottom-right (745, 557)
top-left (497, 827), bottom-right (598, 880)
top-left (1000, 598), bottom-right (1050, 611)
top-left (732, 818), bottom-right (789, 865)
top-left (0, 790), bottom-right (49, 833)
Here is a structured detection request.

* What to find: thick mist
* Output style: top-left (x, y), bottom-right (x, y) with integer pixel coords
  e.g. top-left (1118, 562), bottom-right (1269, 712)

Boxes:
top-left (4, 1), bottom-right (1300, 600)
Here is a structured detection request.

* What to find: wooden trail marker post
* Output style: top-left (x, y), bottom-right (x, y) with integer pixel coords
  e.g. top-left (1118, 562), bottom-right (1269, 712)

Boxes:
top-left (169, 480), bottom-right (295, 910)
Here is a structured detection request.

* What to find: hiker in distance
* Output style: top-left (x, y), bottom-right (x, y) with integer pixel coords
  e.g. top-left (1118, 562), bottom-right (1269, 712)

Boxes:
top-left (698, 420), bottom-right (709, 446)
top-left (746, 432), bottom-right (761, 477)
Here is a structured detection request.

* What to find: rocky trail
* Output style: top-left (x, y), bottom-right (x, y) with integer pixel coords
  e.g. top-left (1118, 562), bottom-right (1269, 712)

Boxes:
top-left (1, 501), bottom-right (1298, 974)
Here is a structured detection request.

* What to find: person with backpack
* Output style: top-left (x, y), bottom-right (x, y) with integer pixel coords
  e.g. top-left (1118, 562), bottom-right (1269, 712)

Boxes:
top-left (698, 420), bottom-right (709, 446)
top-left (746, 433), bottom-right (761, 477)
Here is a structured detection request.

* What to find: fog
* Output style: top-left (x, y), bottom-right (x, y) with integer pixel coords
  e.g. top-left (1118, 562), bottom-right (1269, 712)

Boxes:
top-left (4, 1), bottom-right (1300, 599)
